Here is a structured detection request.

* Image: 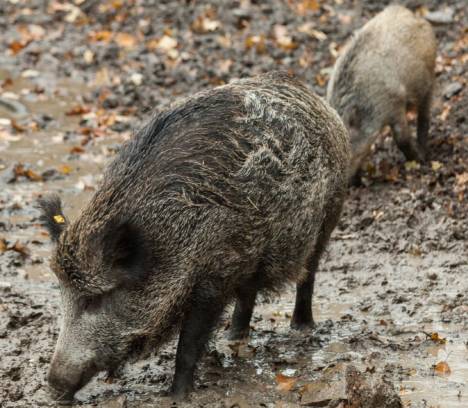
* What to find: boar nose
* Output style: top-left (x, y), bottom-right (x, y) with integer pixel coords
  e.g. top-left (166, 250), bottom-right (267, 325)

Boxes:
top-left (47, 355), bottom-right (95, 402)
top-left (47, 366), bottom-right (79, 403)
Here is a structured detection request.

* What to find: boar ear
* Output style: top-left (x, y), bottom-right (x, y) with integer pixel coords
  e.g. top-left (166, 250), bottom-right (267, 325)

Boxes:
top-left (102, 220), bottom-right (147, 283)
top-left (37, 195), bottom-right (67, 243)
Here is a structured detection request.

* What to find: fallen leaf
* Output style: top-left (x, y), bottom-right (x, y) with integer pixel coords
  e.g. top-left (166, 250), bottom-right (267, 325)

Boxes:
top-left (89, 30), bottom-right (113, 43)
top-left (434, 361), bottom-right (451, 376)
top-left (70, 146), bottom-right (85, 154)
top-left (275, 373), bottom-right (298, 392)
top-left (245, 35), bottom-right (266, 53)
top-left (192, 13), bottom-right (221, 33)
top-left (455, 172), bottom-right (468, 187)
top-left (274, 25), bottom-right (298, 50)
top-left (11, 119), bottom-right (27, 132)
top-left (427, 332), bottom-right (447, 345)
top-left (217, 59), bottom-right (233, 74)
top-left (298, 23), bottom-right (327, 41)
top-left (58, 164), bottom-right (72, 175)
top-left (153, 35), bottom-right (178, 53)
top-left (8, 41), bottom-right (29, 55)
top-left (293, 0), bottom-right (320, 15)
top-left (115, 32), bottom-right (137, 49)
top-left (25, 169), bottom-right (43, 181)
top-left (11, 241), bottom-right (30, 257)
top-left (315, 73), bottom-right (327, 87)
top-left (0, 238), bottom-right (7, 253)
top-left (431, 161), bottom-right (443, 171)
top-left (83, 49), bottom-right (94, 64)
top-left (66, 105), bottom-right (90, 116)
top-left (405, 161), bottom-right (420, 171)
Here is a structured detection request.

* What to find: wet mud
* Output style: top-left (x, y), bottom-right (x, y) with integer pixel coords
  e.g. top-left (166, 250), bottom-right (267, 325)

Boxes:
top-left (0, 1), bottom-right (466, 407)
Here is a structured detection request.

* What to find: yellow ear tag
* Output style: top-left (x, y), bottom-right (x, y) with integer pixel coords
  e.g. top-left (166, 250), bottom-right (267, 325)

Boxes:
top-left (53, 215), bottom-right (65, 224)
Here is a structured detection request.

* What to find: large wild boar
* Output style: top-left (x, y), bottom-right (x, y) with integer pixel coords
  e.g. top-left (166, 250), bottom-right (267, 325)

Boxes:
top-left (38, 72), bottom-right (350, 401)
top-left (327, 5), bottom-right (436, 181)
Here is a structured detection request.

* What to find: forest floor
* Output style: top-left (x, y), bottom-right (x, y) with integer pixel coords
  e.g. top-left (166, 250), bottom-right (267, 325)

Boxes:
top-left (0, 1), bottom-right (466, 407)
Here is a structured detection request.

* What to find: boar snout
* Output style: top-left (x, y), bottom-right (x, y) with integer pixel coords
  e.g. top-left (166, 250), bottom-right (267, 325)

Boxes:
top-left (47, 353), bottom-right (97, 402)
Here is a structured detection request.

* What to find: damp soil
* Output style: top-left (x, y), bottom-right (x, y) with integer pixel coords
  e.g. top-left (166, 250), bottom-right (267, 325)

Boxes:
top-left (0, 1), bottom-right (466, 407)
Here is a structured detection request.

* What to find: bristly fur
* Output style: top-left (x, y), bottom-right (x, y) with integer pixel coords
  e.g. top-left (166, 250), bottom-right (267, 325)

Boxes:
top-left (45, 71), bottom-right (351, 397)
top-left (37, 194), bottom-right (67, 242)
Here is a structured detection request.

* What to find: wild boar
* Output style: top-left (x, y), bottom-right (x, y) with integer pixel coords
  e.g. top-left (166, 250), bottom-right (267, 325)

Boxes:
top-left (327, 5), bottom-right (436, 181)
top-left (38, 71), bottom-right (350, 401)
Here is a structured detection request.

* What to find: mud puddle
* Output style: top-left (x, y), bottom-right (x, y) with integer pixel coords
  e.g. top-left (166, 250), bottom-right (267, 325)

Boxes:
top-left (0, 69), bottom-right (129, 282)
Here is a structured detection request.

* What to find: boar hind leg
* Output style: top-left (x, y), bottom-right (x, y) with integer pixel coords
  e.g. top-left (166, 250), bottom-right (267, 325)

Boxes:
top-left (229, 279), bottom-right (258, 340)
top-left (417, 93), bottom-right (432, 156)
top-left (391, 111), bottom-right (425, 162)
top-left (171, 295), bottom-right (224, 399)
top-left (291, 205), bottom-right (340, 330)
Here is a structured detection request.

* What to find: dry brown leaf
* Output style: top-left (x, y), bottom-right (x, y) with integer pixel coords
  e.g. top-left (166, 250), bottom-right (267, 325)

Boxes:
top-left (192, 12), bottom-right (221, 34)
top-left (434, 361), bottom-right (451, 376)
top-left (89, 30), bottom-right (113, 43)
top-left (25, 169), bottom-right (43, 182)
top-left (114, 32), bottom-right (137, 49)
top-left (218, 59), bottom-right (233, 74)
top-left (245, 35), bottom-right (266, 53)
top-left (154, 35), bottom-right (178, 52)
top-left (8, 41), bottom-right (29, 55)
top-left (58, 164), bottom-right (72, 175)
top-left (70, 146), bottom-right (85, 154)
top-left (440, 104), bottom-right (451, 121)
top-left (456, 172), bottom-right (468, 187)
top-left (315, 73), bottom-right (327, 87)
top-left (11, 119), bottom-right (27, 132)
top-left (66, 105), bottom-right (90, 116)
top-left (0, 238), bottom-right (7, 253)
top-left (274, 25), bottom-right (298, 51)
top-left (275, 373), bottom-right (298, 392)
top-left (293, 0), bottom-right (320, 15)
top-left (428, 332), bottom-right (447, 344)
top-left (11, 241), bottom-right (30, 257)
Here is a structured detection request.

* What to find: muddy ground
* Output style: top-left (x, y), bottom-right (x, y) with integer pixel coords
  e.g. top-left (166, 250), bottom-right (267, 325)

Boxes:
top-left (0, 1), bottom-right (466, 407)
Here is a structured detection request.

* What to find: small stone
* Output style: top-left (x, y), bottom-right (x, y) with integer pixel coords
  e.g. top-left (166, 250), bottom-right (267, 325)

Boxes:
top-left (425, 8), bottom-right (454, 24)
top-left (0, 281), bottom-right (12, 291)
top-left (444, 82), bottom-right (463, 99)
top-left (130, 73), bottom-right (143, 86)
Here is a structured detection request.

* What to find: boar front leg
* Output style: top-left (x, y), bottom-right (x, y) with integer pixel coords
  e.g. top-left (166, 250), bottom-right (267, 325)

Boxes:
top-left (171, 293), bottom-right (224, 399)
top-left (291, 202), bottom-right (342, 330)
top-left (417, 92), bottom-right (432, 156)
top-left (291, 271), bottom-right (316, 330)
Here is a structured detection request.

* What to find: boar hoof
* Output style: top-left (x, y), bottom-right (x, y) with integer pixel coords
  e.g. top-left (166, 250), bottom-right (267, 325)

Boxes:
top-left (47, 388), bottom-right (74, 406)
top-left (227, 327), bottom-right (250, 341)
top-left (290, 320), bottom-right (315, 331)
top-left (168, 383), bottom-right (193, 401)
